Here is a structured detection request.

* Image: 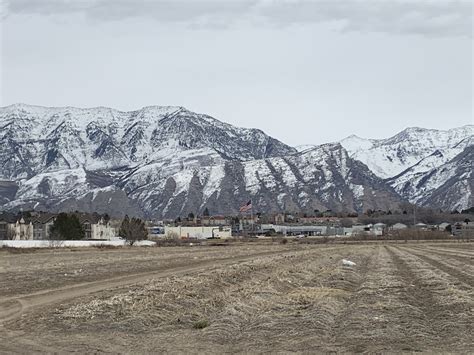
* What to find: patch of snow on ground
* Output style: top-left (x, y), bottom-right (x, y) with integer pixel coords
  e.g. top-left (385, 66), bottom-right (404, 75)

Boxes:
top-left (0, 240), bottom-right (156, 248)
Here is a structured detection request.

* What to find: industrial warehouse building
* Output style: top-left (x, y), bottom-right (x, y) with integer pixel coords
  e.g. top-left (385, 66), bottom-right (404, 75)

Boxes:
top-left (164, 225), bottom-right (232, 239)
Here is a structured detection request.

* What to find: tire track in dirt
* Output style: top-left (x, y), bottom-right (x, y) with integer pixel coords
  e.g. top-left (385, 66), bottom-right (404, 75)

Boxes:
top-left (414, 243), bottom-right (474, 254)
top-left (322, 248), bottom-right (376, 352)
top-left (386, 246), bottom-right (473, 351)
top-left (327, 245), bottom-right (443, 352)
top-left (0, 249), bottom-right (314, 353)
top-left (398, 246), bottom-right (474, 287)
top-left (201, 245), bottom-right (371, 352)
top-left (409, 246), bottom-right (474, 267)
top-left (429, 244), bottom-right (474, 252)
top-left (0, 247), bottom-right (339, 325)
top-left (385, 247), bottom-right (448, 345)
top-left (0, 246), bottom-right (300, 298)
top-left (411, 245), bottom-right (474, 260)
top-left (0, 246), bottom-right (346, 354)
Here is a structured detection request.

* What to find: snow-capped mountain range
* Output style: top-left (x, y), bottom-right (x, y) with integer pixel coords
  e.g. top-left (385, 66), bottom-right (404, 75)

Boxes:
top-left (0, 104), bottom-right (472, 217)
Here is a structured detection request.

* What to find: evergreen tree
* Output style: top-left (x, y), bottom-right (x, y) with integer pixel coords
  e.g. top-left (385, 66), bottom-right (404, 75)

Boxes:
top-left (50, 213), bottom-right (85, 240)
top-left (119, 215), bottom-right (131, 239)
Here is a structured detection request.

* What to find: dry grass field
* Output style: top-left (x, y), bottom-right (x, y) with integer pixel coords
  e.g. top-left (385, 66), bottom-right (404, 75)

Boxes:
top-left (0, 241), bottom-right (473, 353)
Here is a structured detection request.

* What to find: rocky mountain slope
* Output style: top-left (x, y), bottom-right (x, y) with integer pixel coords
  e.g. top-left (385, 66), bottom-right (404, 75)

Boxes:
top-left (340, 126), bottom-right (474, 211)
top-left (119, 143), bottom-right (402, 218)
top-left (387, 145), bottom-right (473, 212)
top-left (0, 104), bottom-right (471, 217)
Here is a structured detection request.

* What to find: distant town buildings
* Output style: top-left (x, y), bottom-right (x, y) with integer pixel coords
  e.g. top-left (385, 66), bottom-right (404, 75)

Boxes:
top-left (0, 210), bottom-right (472, 241)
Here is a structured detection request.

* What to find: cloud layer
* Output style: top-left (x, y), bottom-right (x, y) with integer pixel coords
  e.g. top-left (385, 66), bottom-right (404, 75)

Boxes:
top-left (5, 0), bottom-right (473, 37)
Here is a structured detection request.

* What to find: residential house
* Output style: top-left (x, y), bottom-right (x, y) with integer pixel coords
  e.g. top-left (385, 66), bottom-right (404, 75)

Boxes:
top-left (92, 217), bottom-right (116, 240)
top-left (0, 213), bottom-right (16, 240)
top-left (351, 223), bottom-right (386, 236)
top-left (373, 223), bottom-right (387, 236)
top-left (9, 217), bottom-right (34, 240)
top-left (75, 213), bottom-right (116, 240)
top-left (274, 213), bottom-right (285, 224)
top-left (352, 224), bottom-right (372, 235)
top-left (391, 223), bottom-right (408, 230)
top-left (201, 215), bottom-right (229, 226)
top-left (31, 213), bottom-right (56, 240)
top-left (414, 222), bottom-right (428, 230)
top-left (298, 216), bottom-right (341, 224)
top-left (0, 221), bottom-right (8, 240)
top-left (76, 215), bottom-right (94, 239)
top-left (437, 222), bottom-right (451, 232)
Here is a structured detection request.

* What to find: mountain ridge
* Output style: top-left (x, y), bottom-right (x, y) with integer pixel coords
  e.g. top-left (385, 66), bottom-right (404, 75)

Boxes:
top-left (0, 104), bottom-right (472, 217)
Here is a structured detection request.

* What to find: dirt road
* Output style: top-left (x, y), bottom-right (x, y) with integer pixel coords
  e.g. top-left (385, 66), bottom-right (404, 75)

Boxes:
top-left (0, 247), bottom-right (306, 323)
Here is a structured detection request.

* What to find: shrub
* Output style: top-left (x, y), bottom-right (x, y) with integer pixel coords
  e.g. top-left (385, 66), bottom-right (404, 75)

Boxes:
top-left (193, 320), bottom-right (209, 329)
top-left (94, 244), bottom-right (121, 249)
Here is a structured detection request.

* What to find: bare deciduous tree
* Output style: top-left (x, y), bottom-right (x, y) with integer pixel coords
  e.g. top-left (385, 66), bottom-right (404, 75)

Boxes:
top-left (119, 215), bottom-right (148, 245)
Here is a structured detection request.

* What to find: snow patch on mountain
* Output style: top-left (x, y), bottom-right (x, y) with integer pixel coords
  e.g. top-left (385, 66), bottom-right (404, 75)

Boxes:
top-left (200, 164), bottom-right (226, 201)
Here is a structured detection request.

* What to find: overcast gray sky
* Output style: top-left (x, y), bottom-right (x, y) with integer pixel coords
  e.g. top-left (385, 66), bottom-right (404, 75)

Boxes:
top-left (1, 0), bottom-right (472, 146)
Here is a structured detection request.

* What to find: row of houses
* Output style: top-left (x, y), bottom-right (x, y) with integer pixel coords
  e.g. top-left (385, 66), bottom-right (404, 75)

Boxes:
top-left (0, 212), bottom-right (116, 241)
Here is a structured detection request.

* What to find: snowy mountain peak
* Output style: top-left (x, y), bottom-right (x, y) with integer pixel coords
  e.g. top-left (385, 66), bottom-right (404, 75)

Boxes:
top-left (294, 144), bottom-right (317, 152)
top-left (340, 134), bottom-right (374, 151)
top-left (0, 104), bottom-right (297, 180)
top-left (0, 104), bottom-right (472, 215)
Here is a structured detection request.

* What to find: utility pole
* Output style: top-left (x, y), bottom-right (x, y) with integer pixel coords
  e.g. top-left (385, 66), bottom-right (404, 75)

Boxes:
top-left (250, 201), bottom-right (253, 236)
top-left (413, 204), bottom-right (416, 227)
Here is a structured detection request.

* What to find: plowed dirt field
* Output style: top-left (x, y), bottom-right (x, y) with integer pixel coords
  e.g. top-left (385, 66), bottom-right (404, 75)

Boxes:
top-left (0, 242), bottom-right (472, 353)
